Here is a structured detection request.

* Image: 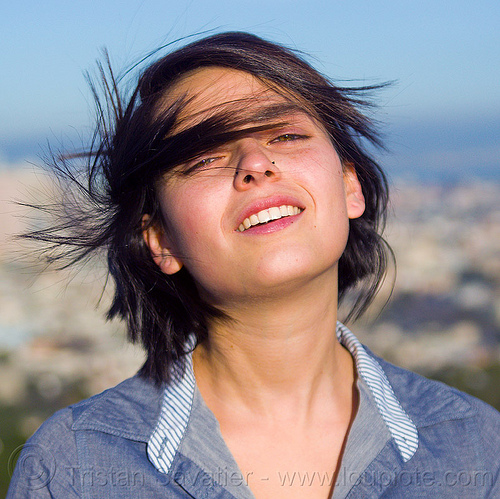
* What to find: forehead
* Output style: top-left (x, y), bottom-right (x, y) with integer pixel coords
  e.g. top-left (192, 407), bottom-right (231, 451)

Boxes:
top-left (162, 67), bottom-right (297, 130)
top-left (171, 67), bottom-right (274, 103)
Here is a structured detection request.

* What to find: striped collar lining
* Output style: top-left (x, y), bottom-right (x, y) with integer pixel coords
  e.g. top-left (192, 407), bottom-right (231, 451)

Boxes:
top-left (148, 323), bottom-right (419, 473)
top-left (336, 322), bottom-right (418, 461)
top-left (147, 352), bottom-right (196, 473)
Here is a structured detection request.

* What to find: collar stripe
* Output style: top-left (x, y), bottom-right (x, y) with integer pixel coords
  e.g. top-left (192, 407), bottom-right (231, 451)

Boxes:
top-left (147, 360), bottom-right (196, 472)
top-left (336, 322), bottom-right (418, 461)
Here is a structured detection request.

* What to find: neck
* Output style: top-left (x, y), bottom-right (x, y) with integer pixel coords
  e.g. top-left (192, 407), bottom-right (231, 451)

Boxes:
top-left (193, 272), bottom-right (355, 420)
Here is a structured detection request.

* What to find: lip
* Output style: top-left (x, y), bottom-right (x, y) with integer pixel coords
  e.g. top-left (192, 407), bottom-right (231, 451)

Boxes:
top-left (235, 195), bottom-right (305, 231)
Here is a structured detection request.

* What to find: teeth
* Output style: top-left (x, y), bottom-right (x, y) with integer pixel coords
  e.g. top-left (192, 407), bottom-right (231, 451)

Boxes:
top-left (258, 210), bottom-right (271, 224)
top-left (269, 207), bottom-right (281, 220)
top-left (237, 205), bottom-right (303, 232)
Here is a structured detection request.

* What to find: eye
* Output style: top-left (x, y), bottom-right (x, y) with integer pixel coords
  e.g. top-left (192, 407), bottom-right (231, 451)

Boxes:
top-left (192, 157), bottom-right (218, 168)
top-left (183, 156), bottom-right (223, 174)
top-left (270, 133), bottom-right (309, 144)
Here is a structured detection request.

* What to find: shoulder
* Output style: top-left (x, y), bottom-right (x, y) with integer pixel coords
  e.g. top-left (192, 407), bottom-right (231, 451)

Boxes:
top-left (372, 350), bottom-right (500, 427)
top-left (6, 406), bottom-right (77, 498)
top-left (7, 375), bottom-right (164, 498)
top-left (37, 373), bottom-right (164, 441)
top-left (70, 373), bottom-right (164, 439)
top-left (368, 349), bottom-right (500, 467)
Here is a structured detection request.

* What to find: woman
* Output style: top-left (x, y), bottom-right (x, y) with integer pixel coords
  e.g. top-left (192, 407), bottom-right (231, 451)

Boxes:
top-left (8, 32), bottom-right (499, 498)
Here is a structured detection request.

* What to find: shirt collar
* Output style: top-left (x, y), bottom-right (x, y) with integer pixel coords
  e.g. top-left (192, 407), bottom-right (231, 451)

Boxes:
top-left (147, 322), bottom-right (419, 474)
top-left (336, 322), bottom-right (418, 461)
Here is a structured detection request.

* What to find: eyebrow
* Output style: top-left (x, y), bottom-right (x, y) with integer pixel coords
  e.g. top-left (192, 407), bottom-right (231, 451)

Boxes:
top-left (241, 102), bottom-right (311, 124)
top-left (172, 99), bottom-right (311, 133)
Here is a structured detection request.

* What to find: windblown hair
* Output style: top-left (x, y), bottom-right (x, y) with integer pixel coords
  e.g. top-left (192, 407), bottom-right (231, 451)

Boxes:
top-left (25, 32), bottom-right (391, 383)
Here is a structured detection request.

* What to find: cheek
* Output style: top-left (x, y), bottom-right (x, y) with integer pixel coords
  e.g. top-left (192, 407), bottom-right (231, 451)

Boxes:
top-left (164, 207), bottom-right (205, 257)
top-left (305, 151), bottom-right (350, 241)
top-left (160, 183), bottom-right (225, 257)
top-left (297, 150), bottom-right (346, 207)
top-left (295, 140), bottom-right (343, 178)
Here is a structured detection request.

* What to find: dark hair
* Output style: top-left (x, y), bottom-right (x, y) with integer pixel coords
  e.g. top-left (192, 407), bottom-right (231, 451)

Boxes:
top-left (25, 32), bottom-right (391, 384)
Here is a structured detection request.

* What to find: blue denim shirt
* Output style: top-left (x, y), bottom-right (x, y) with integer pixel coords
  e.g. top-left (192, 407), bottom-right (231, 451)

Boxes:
top-left (7, 345), bottom-right (500, 498)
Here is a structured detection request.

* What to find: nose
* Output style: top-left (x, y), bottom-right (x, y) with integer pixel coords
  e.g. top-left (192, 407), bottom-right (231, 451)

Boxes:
top-left (233, 139), bottom-right (280, 190)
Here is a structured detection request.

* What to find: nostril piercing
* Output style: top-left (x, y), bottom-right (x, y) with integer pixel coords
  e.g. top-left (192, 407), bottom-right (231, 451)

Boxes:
top-left (271, 161), bottom-right (275, 164)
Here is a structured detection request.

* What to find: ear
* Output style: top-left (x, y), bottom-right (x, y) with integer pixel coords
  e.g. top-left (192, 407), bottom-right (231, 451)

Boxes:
top-left (343, 164), bottom-right (365, 219)
top-left (142, 215), bottom-right (183, 275)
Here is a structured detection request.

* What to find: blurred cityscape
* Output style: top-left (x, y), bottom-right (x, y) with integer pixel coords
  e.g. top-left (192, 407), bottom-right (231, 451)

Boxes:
top-left (0, 167), bottom-right (499, 493)
top-left (355, 180), bottom-right (499, 375)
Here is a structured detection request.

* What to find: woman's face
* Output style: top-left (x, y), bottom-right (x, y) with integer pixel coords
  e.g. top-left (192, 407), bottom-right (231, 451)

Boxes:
top-left (145, 67), bottom-right (365, 306)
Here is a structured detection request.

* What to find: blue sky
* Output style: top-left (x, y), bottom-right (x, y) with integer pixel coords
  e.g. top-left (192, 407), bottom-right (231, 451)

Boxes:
top-left (2, 0), bottom-right (499, 181)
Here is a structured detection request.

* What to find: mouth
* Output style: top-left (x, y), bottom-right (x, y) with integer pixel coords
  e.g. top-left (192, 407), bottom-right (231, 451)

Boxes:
top-left (237, 205), bottom-right (304, 232)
